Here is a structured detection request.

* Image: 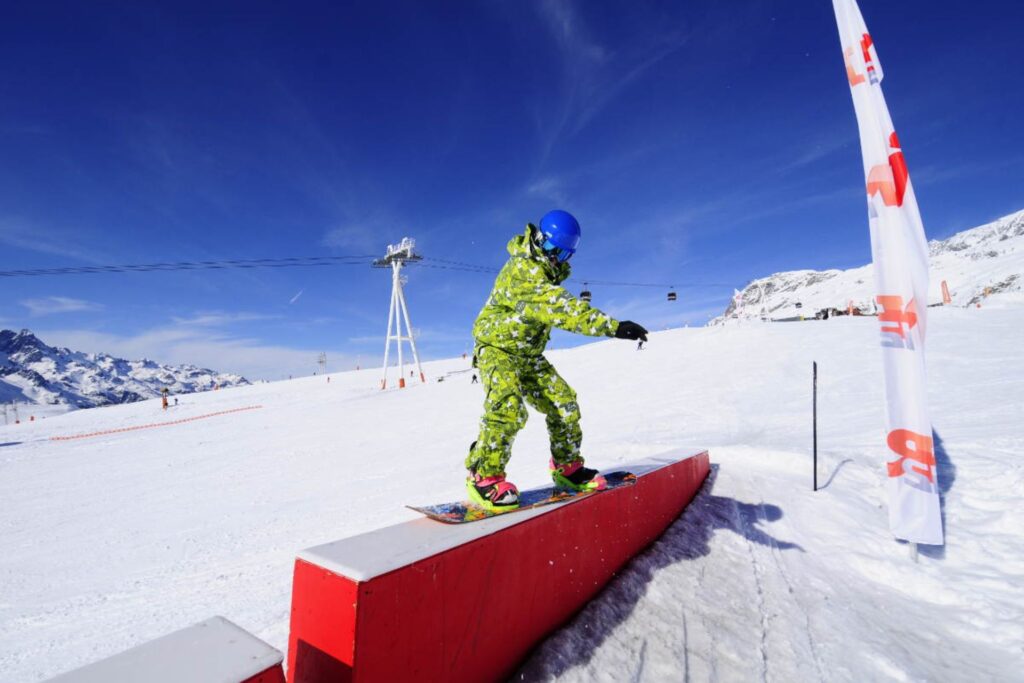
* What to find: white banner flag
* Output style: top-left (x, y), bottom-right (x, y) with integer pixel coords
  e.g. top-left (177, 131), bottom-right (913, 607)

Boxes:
top-left (832, 0), bottom-right (943, 544)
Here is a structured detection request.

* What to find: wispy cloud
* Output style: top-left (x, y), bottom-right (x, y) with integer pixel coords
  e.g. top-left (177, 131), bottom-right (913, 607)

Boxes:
top-left (170, 311), bottom-right (278, 327)
top-left (347, 335), bottom-right (384, 345)
top-left (776, 134), bottom-right (856, 176)
top-left (38, 322), bottom-right (356, 381)
top-left (519, 141), bottom-right (666, 212)
top-left (320, 204), bottom-right (413, 255)
top-left (912, 155), bottom-right (1024, 187)
top-left (540, 0), bottom-right (609, 64)
top-left (323, 223), bottom-right (380, 252)
top-left (533, 0), bottom-right (690, 161)
top-left (0, 218), bottom-right (111, 263)
top-left (527, 176), bottom-right (569, 205)
top-left (21, 296), bottom-right (103, 317)
top-left (289, 289), bottom-right (305, 304)
top-left (348, 325), bottom-right (471, 347)
top-left (601, 198), bottom-right (733, 265)
top-left (0, 123), bottom-right (49, 135)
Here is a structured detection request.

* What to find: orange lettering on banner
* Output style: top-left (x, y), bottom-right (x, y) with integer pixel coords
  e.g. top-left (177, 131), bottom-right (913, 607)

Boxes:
top-left (877, 295), bottom-right (917, 339)
top-left (844, 46), bottom-right (866, 86)
top-left (860, 34), bottom-right (880, 84)
top-left (887, 132), bottom-right (908, 206)
top-left (845, 34), bottom-right (877, 86)
top-left (859, 33), bottom-right (874, 64)
top-left (866, 164), bottom-right (898, 205)
top-left (886, 429), bottom-right (936, 482)
top-left (867, 132), bottom-right (909, 207)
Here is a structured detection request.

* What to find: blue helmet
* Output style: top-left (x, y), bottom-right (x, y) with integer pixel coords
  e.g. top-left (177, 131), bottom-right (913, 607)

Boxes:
top-left (537, 209), bottom-right (581, 262)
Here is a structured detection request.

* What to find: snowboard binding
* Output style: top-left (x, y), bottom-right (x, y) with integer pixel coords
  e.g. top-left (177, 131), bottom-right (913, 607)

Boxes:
top-left (466, 471), bottom-right (520, 512)
top-left (550, 458), bottom-right (607, 492)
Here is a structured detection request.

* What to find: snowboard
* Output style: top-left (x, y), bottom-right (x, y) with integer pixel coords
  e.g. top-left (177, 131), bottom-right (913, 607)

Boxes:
top-left (409, 471), bottom-right (636, 524)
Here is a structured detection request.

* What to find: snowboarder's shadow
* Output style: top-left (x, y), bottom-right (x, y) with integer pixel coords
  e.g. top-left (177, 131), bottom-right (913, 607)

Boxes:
top-left (515, 463), bottom-right (802, 680)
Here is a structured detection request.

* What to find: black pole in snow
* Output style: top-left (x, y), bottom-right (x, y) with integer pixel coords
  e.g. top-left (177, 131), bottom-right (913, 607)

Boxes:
top-left (813, 361), bottom-right (818, 492)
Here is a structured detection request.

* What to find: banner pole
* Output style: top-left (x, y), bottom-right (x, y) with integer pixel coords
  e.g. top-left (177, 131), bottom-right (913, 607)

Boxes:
top-left (813, 361), bottom-right (818, 492)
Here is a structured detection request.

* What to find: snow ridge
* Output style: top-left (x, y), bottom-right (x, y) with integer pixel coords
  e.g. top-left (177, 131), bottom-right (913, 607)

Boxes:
top-left (0, 329), bottom-right (249, 409)
top-left (714, 208), bottom-right (1024, 323)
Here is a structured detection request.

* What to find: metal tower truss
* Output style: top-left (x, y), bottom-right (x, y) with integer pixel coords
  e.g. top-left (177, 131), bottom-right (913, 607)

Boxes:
top-left (373, 238), bottom-right (426, 389)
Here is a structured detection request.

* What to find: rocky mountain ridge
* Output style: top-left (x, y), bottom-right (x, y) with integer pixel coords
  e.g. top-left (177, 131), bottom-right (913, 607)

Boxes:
top-left (714, 209), bottom-right (1024, 323)
top-left (0, 329), bottom-right (249, 409)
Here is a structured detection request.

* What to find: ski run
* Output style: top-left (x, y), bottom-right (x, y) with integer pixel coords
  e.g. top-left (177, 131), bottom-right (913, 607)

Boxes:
top-left (2, 299), bottom-right (1023, 681)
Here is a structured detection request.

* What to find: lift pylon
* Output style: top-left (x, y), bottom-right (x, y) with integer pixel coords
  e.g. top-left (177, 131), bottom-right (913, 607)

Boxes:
top-left (373, 238), bottom-right (426, 389)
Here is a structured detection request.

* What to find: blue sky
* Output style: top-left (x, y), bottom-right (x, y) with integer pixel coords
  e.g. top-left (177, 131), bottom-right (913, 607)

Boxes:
top-left (1, 0), bottom-right (1022, 379)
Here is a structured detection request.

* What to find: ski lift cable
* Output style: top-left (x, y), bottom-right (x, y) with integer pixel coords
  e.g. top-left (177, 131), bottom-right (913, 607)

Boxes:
top-left (568, 278), bottom-right (731, 289)
top-left (1, 252), bottom-right (731, 292)
top-left (413, 261), bottom-right (499, 273)
top-left (0, 255), bottom-right (377, 278)
top-left (416, 257), bottom-right (500, 272)
top-left (416, 257), bottom-right (731, 289)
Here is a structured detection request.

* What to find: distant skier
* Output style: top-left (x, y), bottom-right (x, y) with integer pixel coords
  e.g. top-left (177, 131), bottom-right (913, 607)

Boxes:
top-left (471, 373), bottom-right (478, 384)
top-left (637, 339), bottom-right (645, 350)
top-left (465, 210), bottom-right (648, 511)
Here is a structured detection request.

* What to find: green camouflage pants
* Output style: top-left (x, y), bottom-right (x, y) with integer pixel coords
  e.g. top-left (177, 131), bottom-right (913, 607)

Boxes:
top-left (466, 345), bottom-right (583, 477)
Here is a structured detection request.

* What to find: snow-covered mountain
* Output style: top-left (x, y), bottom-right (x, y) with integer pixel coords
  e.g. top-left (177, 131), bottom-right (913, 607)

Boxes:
top-left (713, 208), bottom-right (1024, 323)
top-left (0, 329), bottom-right (249, 409)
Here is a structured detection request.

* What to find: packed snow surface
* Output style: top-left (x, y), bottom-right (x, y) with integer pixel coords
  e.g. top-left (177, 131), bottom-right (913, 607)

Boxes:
top-left (2, 302), bottom-right (1022, 681)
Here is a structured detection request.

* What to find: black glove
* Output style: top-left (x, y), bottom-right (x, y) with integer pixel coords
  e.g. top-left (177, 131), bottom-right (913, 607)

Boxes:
top-left (615, 320), bottom-right (648, 342)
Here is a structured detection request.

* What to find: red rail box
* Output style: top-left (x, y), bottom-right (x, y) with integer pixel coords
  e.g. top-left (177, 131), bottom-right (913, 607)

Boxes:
top-left (288, 449), bottom-right (710, 683)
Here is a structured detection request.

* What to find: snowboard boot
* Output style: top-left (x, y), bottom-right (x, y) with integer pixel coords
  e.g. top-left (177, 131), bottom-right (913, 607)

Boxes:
top-left (466, 471), bottom-right (520, 512)
top-left (550, 458), bottom-right (607, 492)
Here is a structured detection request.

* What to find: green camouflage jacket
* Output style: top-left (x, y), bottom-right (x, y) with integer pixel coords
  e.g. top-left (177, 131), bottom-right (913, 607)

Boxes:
top-left (472, 225), bottom-right (620, 357)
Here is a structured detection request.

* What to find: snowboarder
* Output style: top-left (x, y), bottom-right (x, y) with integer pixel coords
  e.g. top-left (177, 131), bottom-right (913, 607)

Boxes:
top-left (465, 209), bottom-right (648, 511)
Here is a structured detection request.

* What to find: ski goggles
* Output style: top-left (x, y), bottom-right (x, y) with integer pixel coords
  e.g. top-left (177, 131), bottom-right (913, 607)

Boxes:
top-left (541, 239), bottom-right (575, 262)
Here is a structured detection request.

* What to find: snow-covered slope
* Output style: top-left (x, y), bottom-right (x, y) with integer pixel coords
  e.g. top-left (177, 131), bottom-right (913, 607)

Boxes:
top-left (0, 329), bottom-right (249, 410)
top-left (714, 209), bottom-right (1024, 323)
top-left (1, 306), bottom-right (1022, 681)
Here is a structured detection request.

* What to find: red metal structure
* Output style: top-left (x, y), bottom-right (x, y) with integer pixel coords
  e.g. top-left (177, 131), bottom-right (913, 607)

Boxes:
top-left (287, 449), bottom-right (710, 683)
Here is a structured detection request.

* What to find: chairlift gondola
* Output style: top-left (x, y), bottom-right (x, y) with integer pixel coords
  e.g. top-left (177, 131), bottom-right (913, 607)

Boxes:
top-left (667, 289), bottom-right (677, 302)
top-left (580, 283), bottom-right (592, 302)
